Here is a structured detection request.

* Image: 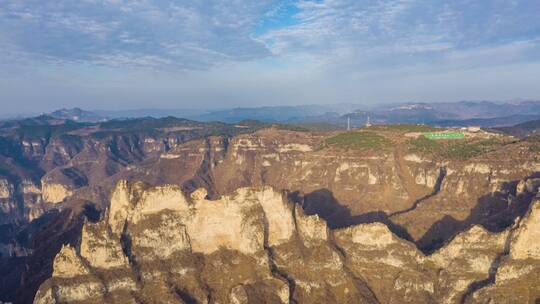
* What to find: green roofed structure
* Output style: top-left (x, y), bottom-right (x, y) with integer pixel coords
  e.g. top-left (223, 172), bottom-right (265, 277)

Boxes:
top-left (423, 132), bottom-right (465, 140)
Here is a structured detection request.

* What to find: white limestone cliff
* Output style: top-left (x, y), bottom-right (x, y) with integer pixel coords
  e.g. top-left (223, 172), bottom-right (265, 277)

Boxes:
top-left (510, 199), bottom-right (540, 260)
top-left (52, 245), bottom-right (90, 278)
top-left (41, 182), bottom-right (72, 204)
top-left (34, 181), bottom-right (540, 304)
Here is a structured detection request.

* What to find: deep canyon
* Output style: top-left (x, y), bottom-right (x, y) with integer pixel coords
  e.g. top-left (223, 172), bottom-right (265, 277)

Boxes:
top-left (0, 117), bottom-right (539, 303)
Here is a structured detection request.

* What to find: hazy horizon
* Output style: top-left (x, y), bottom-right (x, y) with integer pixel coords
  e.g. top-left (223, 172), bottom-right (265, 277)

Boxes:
top-left (5, 98), bottom-right (540, 119)
top-left (2, 1), bottom-right (540, 114)
top-left (5, 99), bottom-right (540, 119)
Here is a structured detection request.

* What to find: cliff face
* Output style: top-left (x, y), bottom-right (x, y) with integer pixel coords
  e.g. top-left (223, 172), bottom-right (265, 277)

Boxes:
top-left (0, 119), bottom-right (258, 303)
top-left (34, 181), bottom-right (540, 304)
top-left (2, 120), bottom-right (540, 303)
top-left (137, 128), bottom-right (537, 253)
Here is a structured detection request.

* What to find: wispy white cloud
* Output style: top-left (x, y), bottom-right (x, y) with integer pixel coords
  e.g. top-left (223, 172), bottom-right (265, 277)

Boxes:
top-left (259, 0), bottom-right (540, 61)
top-left (0, 0), bottom-right (540, 112)
top-left (0, 0), bottom-right (274, 68)
top-left (2, 0), bottom-right (539, 70)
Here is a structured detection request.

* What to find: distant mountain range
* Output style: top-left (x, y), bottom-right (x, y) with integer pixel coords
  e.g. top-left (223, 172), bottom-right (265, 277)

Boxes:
top-left (10, 100), bottom-right (540, 130)
top-left (494, 119), bottom-right (540, 137)
top-left (46, 107), bottom-right (207, 123)
top-left (2, 106), bottom-right (540, 302)
top-left (188, 104), bottom-right (361, 123)
top-left (367, 100), bottom-right (540, 126)
top-left (188, 100), bottom-right (540, 128)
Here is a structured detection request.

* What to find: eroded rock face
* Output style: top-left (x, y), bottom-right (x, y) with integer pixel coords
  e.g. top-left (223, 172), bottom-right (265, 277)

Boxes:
top-left (510, 199), bottom-right (540, 260)
top-left (35, 182), bottom-right (293, 303)
top-left (4, 126), bottom-right (540, 303)
top-left (0, 178), bottom-right (17, 218)
top-left (34, 181), bottom-right (540, 304)
top-left (428, 226), bottom-right (508, 304)
top-left (334, 223), bottom-right (433, 304)
top-left (80, 221), bottom-right (128, 269)
top-left (0, 178), bottom-right (14, 199)
top-left (466, 199), bottom-right (540, 304)
top-left (41, 182), bottom-right (72, 204)
top-left (52, 245), bottom-right (90, 279)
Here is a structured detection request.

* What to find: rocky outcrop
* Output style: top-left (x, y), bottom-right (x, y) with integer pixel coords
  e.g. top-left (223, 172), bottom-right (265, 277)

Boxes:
top-left (510, 198), bottom-right (540, 260)
top-left (0, 178), bottom-right (14, 199)
top-left (0, 174), bottom-right (45, 222)
top-left (1, 118), bottom-right (258, 302)
top-left (212, 130), bottom-right (419, 215)
top-left (35, 182), bottom-right (291, 303)
top-left (428, 226), bottom-right (508, 304)
top-left (41, 182), bottom-right (72, 204)
top-left (0, 177), bottom-right (16, 218)
top-left (3, 123), bottom-right (540, 303)
top-left (465, 199), bottom-right (540, 304)
top-left (34, 181), bottom-right (540, 304)
top-left (334, 223), bottom-right (433, 303)
top-left (52, 245), bottom-right (90, 278)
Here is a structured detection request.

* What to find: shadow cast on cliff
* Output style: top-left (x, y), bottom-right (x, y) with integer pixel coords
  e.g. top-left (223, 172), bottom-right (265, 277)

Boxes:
top-left (417, 174), bottom-right (538, 254)
top-left (0, 208), bottom-right (86, 304)
top-left (288, 189), bottom-right (415, 243)
top-left (289, 173), bottom-right (539, 255)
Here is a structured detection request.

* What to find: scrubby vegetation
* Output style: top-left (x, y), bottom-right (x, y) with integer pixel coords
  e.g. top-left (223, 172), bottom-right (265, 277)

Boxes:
top-left (525, 135), bottom-right (540, 152)
top-left (274, 124), bottom-right (310, 132)
top-left (525, 135), bottom-right (540, 142)
top-left (280, 123), bottom-right (340, 132)
top-left (325, 131), bottom-right (392, 150)
top-left (15, 121), bottom-right (87, 140)
top-left (367, 124), bottom-right (441, 133)
top-left (98, 117), bottom-right (200, 132)
top-left (92, 117), bottom-right (249, 138)
top-left (408, 136), bottom-right (440, 154)
top-left (408, 137), bottom-right (505, 160)
top-left (236, 120), bottom-right (329, 132)
top-left (529, 144), bottom-right (540, 153)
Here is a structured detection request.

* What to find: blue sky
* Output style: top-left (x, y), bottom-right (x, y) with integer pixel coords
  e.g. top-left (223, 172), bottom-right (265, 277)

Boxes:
top-left (254, 1), bottom-right (300, 35)
top-left (1, 0), bottom-right (540, 114)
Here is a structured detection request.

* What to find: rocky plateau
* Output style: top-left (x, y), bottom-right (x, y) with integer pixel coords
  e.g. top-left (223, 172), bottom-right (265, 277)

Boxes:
top-left (0, 117), bottom-right (539, 303)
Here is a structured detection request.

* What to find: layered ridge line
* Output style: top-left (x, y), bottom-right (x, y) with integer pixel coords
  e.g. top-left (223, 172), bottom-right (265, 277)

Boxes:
top-left (34, 180), bottom-right (540, 304)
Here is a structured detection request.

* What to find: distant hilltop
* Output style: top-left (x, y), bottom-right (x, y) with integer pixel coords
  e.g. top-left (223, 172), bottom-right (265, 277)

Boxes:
top-left (32, 100), bottom-right (540, 128)
top-left (6, 100), bottom-right (540, 129)
top-left (49, 107), bottom-right (107, 123)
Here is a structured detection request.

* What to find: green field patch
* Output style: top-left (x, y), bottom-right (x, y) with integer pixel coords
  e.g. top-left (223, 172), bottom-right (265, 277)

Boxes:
top-left (423, 132), bottom-right (465, 140)
top-left (325, 131), bottom-right (392, 150)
